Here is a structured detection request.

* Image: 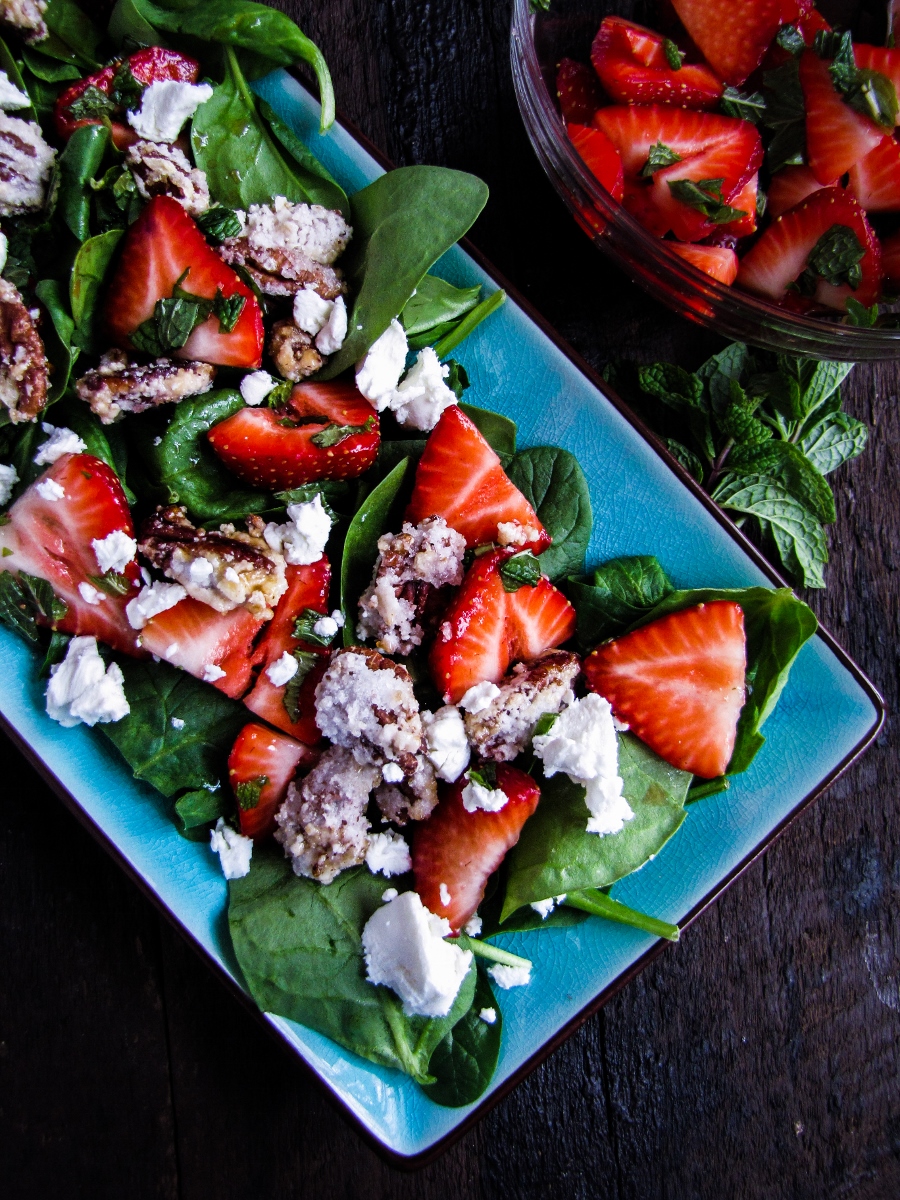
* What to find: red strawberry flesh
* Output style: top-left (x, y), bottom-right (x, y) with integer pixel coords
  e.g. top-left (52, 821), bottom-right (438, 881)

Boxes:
top-left (669, 0), bottom-right (790, 85)
top-left (228, 722), bottom-right (318, 840)
top-left (591, 16), bottom-right (723, 110)
top-left (138, 597), bottom-right (264, 698)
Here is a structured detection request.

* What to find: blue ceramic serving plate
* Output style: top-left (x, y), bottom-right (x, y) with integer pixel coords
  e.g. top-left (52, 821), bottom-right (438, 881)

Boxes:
top-left (0, 72), bottom-right (883, 1166)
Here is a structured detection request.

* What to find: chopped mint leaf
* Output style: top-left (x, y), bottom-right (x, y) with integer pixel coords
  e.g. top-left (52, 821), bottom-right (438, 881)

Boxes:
top-left (805, 223), bottom-right (865, 289)
top-left (532, 712), bottom-right (558, 738)
top-left (67, 85), bottom-right (115, 122)
top-left (310, 416), bottom-right (376, 448)
top-left (235, 775), bottom-right (268, 810)
top-left (721, 86), bottom-right (766, 123)
top-left (293, 608), bottom-right (335, 646)
top-left (467, 762), bottom-right (497, 789)
top-left (109, 62), bottom-right (144, 111)
top-left (662, 38), bottom-right (684, 70)
top-left (88, 570), bottom-right (131, 597)
top-left (498, 550), bottom-right (542, 592)
top-left (845, 297), bottom-right (879, 326)
top-left (0, 571), bottom-right (68, 645)
top-left (667, 178), bottom-right (747, 224)
top-left (640, 141), bottom-right (683, 178)
top-left (213, 291), bottom-right (246, 333)
top-left (775, 24), bottom-right (806, 56)
top-left (282, 651), bottom-right (319, 722)
top-left (196, 206), bottom-right (243, 243)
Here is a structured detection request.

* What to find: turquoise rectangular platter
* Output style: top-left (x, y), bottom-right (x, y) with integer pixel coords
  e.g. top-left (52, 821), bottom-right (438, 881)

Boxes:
top-left (0, 71), bottom-right (883, 1165)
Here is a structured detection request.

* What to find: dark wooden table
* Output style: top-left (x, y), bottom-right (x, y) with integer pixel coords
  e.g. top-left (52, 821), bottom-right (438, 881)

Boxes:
top-left (2, 2), bottom-right (899, 1196)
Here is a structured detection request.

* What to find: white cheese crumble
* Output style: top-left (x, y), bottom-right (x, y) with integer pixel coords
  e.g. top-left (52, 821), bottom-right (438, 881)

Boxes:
top-left (361, 890), bottom-right (471, 1018)
top-left (77, 582), bottom-right (104, 606)
top-left (35, 477), bottom-right (64, 502)
top-left (464, 913), bottom-right (482, 936)
top-left (385, 347), bottom-right (457, 431)
top-left (209, 817), bottom-right (253, 880)
top-left (461, 771), bottom-right (508, 813)
top-left (479, 1007), bottom-right (497, 1024)
top-left (365, 829), bottom-right (411, 877)
top-left (489, 963), bottom-right (532, 990)
top-left (126, 580), bottom-right (186, 630)
top-left (127, 80), bottom-right (214, 143)
top-left (459, 680), bottom-right (501, 714)
top-left (45, 636), bottom-right (130, 728)
top-left (532, 693), bottom-right (633, 836)
top-left (355, 318), bottom-right (408, 403)
top-left (240, 369), bottom-right (277, 407)
top-left (422, 705), bottom-right (470, 782)
top-left (315, 294), bottom-right (347, 355)
top-left (381, 761), bottom-right (404, 784)
top-left (188, 558), bottom-right (215, 586)
top-left (33, 422), bottom-right (86, 466)
top-left (0, 461), bottom-right (18, 505)
top-left (171, 716), bottom-right (185, 729)
top-left (265, 651), bottom-right (299, 687)
top-left (292, 284), bottom-right (334, 335)
top-left (92, 529), bottom-right (137, 575)
top-left (0, 69), bottom-right (30, 111)
top-left (439, 882), bottom-right (452, 907)
top-left (497, 520), bottom-right (541, 548)
top-left (0, 231), bottom-right (6, 275)
top-left (312, 614), bottom-right (339, 640)
top-left (530, 894), bottom-right (566, 919)
top-left (263, 493), bottom-right (331, 566)
top-left (236, 195), bottom-right (352, 265)
top-left (202, 662), bottom-right (227, 683)
top-left (382, 887), bottom-right (398, 902)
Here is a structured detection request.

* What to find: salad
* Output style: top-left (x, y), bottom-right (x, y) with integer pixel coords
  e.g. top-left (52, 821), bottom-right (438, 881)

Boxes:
top-left (0, 0), bottom-right (818, 1109)
top-left (557, 0), bottom-right (900, 323)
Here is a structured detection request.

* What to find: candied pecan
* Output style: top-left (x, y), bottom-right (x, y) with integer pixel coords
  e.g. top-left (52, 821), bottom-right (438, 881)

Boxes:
top-left (267, 320), bottom-right (323, 381)
top-left (0, 111), bottom-right (55, 216)
top-left (126, 141), bottom-right (210, 216)
top-left (464, 650), bottom-right (582, 762)
top-left (75, 350), bottom-right (216, 424)
top-left (375, 755), bottom-right (439, 825)
top-left (218, 238), bottom-right (345, 299)
top-left (0, 277), bottom-right (47, 423)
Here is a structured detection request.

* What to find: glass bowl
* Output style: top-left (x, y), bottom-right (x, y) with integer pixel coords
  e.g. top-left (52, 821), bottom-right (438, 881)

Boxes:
top-left (510, 0), bottom-right (900, 360)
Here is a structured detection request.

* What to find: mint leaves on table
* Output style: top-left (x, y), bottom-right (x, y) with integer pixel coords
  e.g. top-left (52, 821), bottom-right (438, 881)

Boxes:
top-left (632, 342), bottom-right (866, 588)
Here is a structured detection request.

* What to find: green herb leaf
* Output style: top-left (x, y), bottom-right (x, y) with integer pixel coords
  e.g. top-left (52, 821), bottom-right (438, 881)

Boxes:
top-left (282, 650), bottom-right (319, 721)
top-left (340, 457), bottom-right (411, 642)
top-left (44, 0), bottom-right (103, 68)
top-left (662, 38), bottom-right (684, 70)
top-left (814, 29), bottom-right (854, 66)
top-left (459, 402), bottom-right (516, 457)
top-left (213, 291), bottom-right (246, 333)
top-left (532, 712), bottom-right (558, 738)
top-left (498, 551), bottom-right (542, 592)
top-left (235, 775), bottom-right (267, 810)
top-left (70, 229), bottom-right (125, 354)
top-left (467, 762), bottom-right (498, 789)
top-left (310, 415), bottom-right (376, 448)
top-left (34, 278), bottom-right (78, 403)
top-left (444, 360), bottom-right (470, 400)
top-left (667, 177), bottom-right (747, 224)
top-left (726, 439), bottom-right (835, 524)
top-left (762, 60), bottom-right (806, 172)
top-left (88, 569), bottom-right (131, 597)
top-left (845, 297), bottom-right (879, 326)
top-left (638, 361), bottom-right (707, 411)
top-left (720, 85), bottom-right (766, 122)
top-left (565, 555), bottom-right (675, 650)
top-left (292, 608), bottom-right (334, 646)
top-left (805, 223), bottom-right (866, 289)
top-left (713, 473), bottom-right (829, 587)
top-left (800, 411), bottom-right (867, 475)
top-left (174, 787), bottom-right (229, 833)
top-left (109, 61), bottom-right (144, 110)
top-left (0, 570), bottom-right (68, 645)
top-left (196, 205), bottom-right (243, 243)
top-left (505, 446), bottom-right (593, 579)
top-left (639, 141), bottom-right (683, 178)
top-left (775, 24), bottom-right (806, 55)
top-left (664, 437), bottom-right (705, 482)
top-left (66, 83), bottom-right (115, 121)
top-left (422, 965), bottom-right (502, 1107)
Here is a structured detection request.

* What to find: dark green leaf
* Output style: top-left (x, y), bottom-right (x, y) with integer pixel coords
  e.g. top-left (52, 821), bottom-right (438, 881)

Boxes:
top-left (800, 412), bottom-right (867, 475)
top-left (667, 178), bottom-right (747, 224)
top-left (293, 607), bottom-right (334, 646)
top-left (637, 362), bottom-right (706, 411)
top-left (506, 446), bottom-right (592, 580)
top-left (20, 44), bottom-right (80, 84)
top-left (697, 341), bottom-right (752, 413)
top-left (257, 98), bottom-right (349, 215)
top-left (565, 555), bottom-right (675, 649)
top-left (228, 851), bottom-right (477, 1080)
top-left (282, 650), bottom-right (319, 721)
top-left (664, 437), bottom-right (705, 482)
top-left (158, 389), bottom-right (272, 522)
top-left (726, 439), bottom-right (835, 523)
top-left (0, 37), bottom-right (38, 122)
top-left (800, 358), bottom-right (854, 417)
top-left (109, 62), bottom-right (144, 111)
top-left (235, 776), bottom-right (267, 810)
top-left (400, 274), bottom-right (482, 348)
top-left (109, 0), bottom-right (169, 51)
top-left (762, 60), bottom-right (806, 172)
top-left (310, 415), bottom-right (376, 448)
top-left (0, 570), bottom-right (68, 645)
top-left (34, 278), bottom-right (77, 403)
top-left (640, 141), bottom-right (683, 177)
top-left (340, 457), bottom-right (410, 642)
top-left (196, 205), bottom-right (243, 243)
top-left (845, 297), bottom-right (879, 326)
top-left (775, 24), bottom-right (806, 55)
top-left (805, 224), bottom-right (865, 289)
top-left (213, 291), bottom-right (245, 334)
top-left (70, 229), bottom-right (124, 354)
top-left (459, 403), bottom-right (516, 457)
top-left (422, 965), bottom-right (502, 1107)
top-left (662, 38), bottom-right (684, 70)
top-left (88, 570), bottom-right (131, 597)
top-left (828, 52), bottom-right (898, 129)
top-left (39, 629), bottom-right (71, 678)
top-left (318, 167), bottom-right (489, 379)
top-left (720, 86), bottom-right (766, 122)
top-left (44, 0), bottom-right (103, 68)
top-left (174, 787), bottom-right (229, 832)
top-left (713, 473), bottom-right (828, 587)
top-left (814, 29), bottom-right (854, 67)
top-left (498, 551), bottom-right (541, 592)
top-left (66, 84), bottom-right (114, 122)
top-left (443, 360), bottom-right (470, 401)
top-left (430, 287), bottom-right (505, 367)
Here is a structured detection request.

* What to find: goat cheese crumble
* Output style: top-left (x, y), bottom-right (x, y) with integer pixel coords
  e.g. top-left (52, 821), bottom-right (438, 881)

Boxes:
top-left (45, 636), bottom-right (130, 728)
top-left (365, 829), bottom-right (411, 876)
top-left (459, 680), bottom-right (501, 714)
top-left (461, 772), bottom-right (508, 813)
top-left (530, 894), bottom-right (566, 919)
top-left (126, 580), bottom-right (186, 630)
top-left (240, 370), bottom-right (277, 407)
top-left (479, 1007), bottom-right (497, 1024)
top-left (202, 662), bottom-right (227, 683)
top-left (35, 477), bottom-right (64, 501)
top-left (489, 963), bottom-right (532, 989)
top-left (33, 422), bottom-right (86, 465)
top-left (209, 817), bottom-right (253, 880)
top-left (355, 318), bottom-right (408, 402)
top-left (314, 294), bottom-right (347, 355)
top-left (92, 529), bottom-right (137, 575)
top-left (0, 460), bottom-right (18, 504)
top-left (263, 493), bottom-right (332, 566)
top-left (422, 705), bottom-right (470, 782)
top-left (78, 582), bottom-right (104, 606)
top-left (387, 347), bottom-right (457, 431)
top-left (361, 890), bottom-right (471, 1018)
top-left (127, 80), bottom-right (214, 143)
top-left (439, 882), bottom-right (452, 907)
top-left (464, 913), bottom-right (482, 936)
top-left (266, 651), bottom-right (299, 687)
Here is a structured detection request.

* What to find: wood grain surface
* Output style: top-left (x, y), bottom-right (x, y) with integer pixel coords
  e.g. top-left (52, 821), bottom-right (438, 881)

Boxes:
top-left (2, 2), bottom-right (898, 1196)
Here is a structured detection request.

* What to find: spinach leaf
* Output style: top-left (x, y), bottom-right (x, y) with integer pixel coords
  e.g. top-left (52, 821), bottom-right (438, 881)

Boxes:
top-left (21, 45), bottom-right (82, 82)
top-left (0, 36), bottom-right (38, 122)
top-left (100, 657), bottom-right (246, 798)
top-left (34, 279), bottom-right (77, 404)
top-left (44, 0), bottom-right (103, 68)
top-left (174, 787), bottom-right (230, 834)
top-left (135, 0), bottom-right (335, 131)
top-left (109, 0), bottom-right (167, 50)
top-left (432, 289), bottom-right (505, 360)
top-left (401, 274), bottom-right (482, 350)
top-left (58, 123), bottom-right (110, 243)
top-left (501, 735), bottom-right (691, 919)
top-left (340, 457), bottom-right (410, 643)
top-left (0, 571), bottom-right (68, 646)
top-left (506, 446), bottom-right (592, 580)
top-left (422, 965), bottom-right (501, 1107)
top-left (459, 402), bottom-right (516, 458)
top-left (228, 851), bottom-right (477, 1081)
top-left (566, 555), bottom-right (675, 650)
top-left (318, 167), bottom-right (488, 380)
top-left (157, 389), bottom-right (272, 522)
top-left (257, 99), bottom-right (349, 216)
top-left (636, 585), bottom-right (817, 774)
top-left (70, 229), bottom-right (124, 354)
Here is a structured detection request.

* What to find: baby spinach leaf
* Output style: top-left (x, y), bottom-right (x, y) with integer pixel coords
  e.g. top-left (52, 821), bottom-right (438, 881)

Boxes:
top-left (566, 555), bottom-right (675, 650)
top-left (506, 446), bottom-right (592, 580)
top-left (101, 657), bottom-right (246, 798)
top-left (33, 279), bottom-right (77, 403)
top-left (636, 585), bottom-right (817, 774)
top-left (174, 787), bottom-right (230, 834)
top-left (70, 229), bottom-right (124, 354)
top-left (44, 0), bottom-right (103, 68)
top-left (58, 123), bottom-right (110, 243)
top-left (0, 36), bottom-right (38, 122)
top-left (422, 965), bottom-right (501, 1107)
top-left (228, 851), bottom-right (476, 1081)
top-left (158, 389), bottom-right (272, 522)
top-left (401, 274), bottom-right (482, 350)
top-left (257, 99), bottom-right (349, 216)
top-left (109, 0), bottom-right (167, 50)
top-left (501, 736), bottom-right (691, 919)
top-left (458, 403), bottom-right (516, 458)
top-left (432, 289), bottom-right (505, 361)
top-left (340, 457), bottom-right (410, 644)
top-left (20, 45), bottom-right (81, 83)
top-left (319, 167), bottom-right (489, 380)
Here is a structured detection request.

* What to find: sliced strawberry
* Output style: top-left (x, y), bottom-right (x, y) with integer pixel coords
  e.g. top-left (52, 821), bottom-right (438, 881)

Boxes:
top-left (594, 105), bottom-right (762, 241)
top-left (853, 45), bottom-right (900, 126)
top-left (799, 50), bottom-right (891, 186)
top-left (0, 454), bottom-right (142, 655)
top-left (412, 764), bottom-right (541, 932)
top-left (243, 558), bottom-right (331, 743)
top-left (848, 137), bottom-right (900, 211)
top-left (767, 164), bottom-right (828, 218)
top-left (557, 57), bottom-right (604, 123)
top-left (207, 381), bottom-right (379, 489)
top-left (429, 548), bottom-right (575, 703)
top-left (762, 2), bottom-right (831, 69)
top-left (54, 47), bottom-right (201, 141)
top-left (104, 196), bottom-right (263, 369)
top-left (669, 0), bottom-right (790, 85)
top-left (228, 723), bottom-right (318, 840)
top-left (717, 174), bottom-right (759, 237)
top-left (590, 16), bottom-right (723, 110)
top-left (737, 185), bottom-right (882, 308)
top-left (583, 600), bottom-right (747, 778)
top-left (881, 229), bottom-right (900, 283)
top-left (405, 405), bottom-right (549, 552)
top-left (138, 597), bottom-right (264, 699)
top-left (667, 242), bottom-right (739, 283)
top-left (568, 123), bottom-right (625, 201)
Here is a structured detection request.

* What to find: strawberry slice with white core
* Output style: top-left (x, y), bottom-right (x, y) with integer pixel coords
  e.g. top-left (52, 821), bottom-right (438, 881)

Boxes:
top-left (138, 596), bottom-right (264, 698)
top-left (228, 722), bottom-right (318, 840)
top-left (0, 454), bottom-right (142, 655)
top-left (412, 764), bottom-right (541, 932)
top-left (583, 600), bottom-right (747, 779)
top-left (799, 50), bottom-right (891, 186)
top-left (737, 186), bottom-right (882, 309)
top-left (243, 558), bottom-right (332, 743)
top-left (767, 165), bottom-right (829, 218)
top-left (590, 16), bottom-right (723, 110)
top-left (405, 405), bottom-right (549, 552)
top-left (104, 195), bottom-right (263, 368)
top-left (669, 0), bottom-right (793, 85)
top-left (667, 243), bottom-right (739, 284)
top-left (848, 137), bottom-right (900, 211)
